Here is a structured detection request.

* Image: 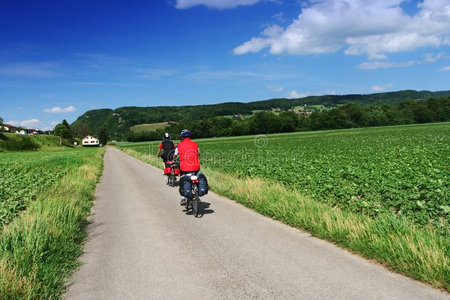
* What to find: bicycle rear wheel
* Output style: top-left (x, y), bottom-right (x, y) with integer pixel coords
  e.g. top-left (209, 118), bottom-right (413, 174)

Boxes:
top-left (192, 187), bottom-right (201, 217)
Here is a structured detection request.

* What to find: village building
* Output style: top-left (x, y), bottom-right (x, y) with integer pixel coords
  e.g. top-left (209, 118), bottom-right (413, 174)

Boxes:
top-left (82, 135), bottom-right (100, 147)
top-left (1, 124), bottom-right (17, 133)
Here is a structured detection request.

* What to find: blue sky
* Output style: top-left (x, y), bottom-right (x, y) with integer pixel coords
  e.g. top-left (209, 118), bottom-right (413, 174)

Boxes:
top-left (1, 0), bottom-right (449, 130)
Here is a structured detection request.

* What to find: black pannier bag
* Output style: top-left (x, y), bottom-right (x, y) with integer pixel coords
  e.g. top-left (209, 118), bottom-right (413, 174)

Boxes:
top-left (197, 172), bottom-right (208, 196)
top-left (179, 175), bottom-right (192, 198)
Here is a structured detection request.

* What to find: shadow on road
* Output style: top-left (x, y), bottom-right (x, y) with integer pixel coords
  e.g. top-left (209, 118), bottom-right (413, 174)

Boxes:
top-left (85, 221), bottom-right (105, 242)
top-left (184, 201), bottom-right (214, 218)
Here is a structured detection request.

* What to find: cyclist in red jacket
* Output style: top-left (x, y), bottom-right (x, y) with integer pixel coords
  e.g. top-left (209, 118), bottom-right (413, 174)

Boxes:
top-left (174, 129), bottom-right (200, 205)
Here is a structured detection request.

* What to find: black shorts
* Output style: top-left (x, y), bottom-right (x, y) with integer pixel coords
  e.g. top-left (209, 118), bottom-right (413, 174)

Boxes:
top-left (161, 150), bottom-right (175, 162)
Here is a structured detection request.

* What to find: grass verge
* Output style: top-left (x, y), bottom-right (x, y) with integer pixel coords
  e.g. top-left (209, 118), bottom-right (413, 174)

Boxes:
top-left (0, 148), bottom-right (105, 299)
top-left (120, 147), bottom-right (449, 291)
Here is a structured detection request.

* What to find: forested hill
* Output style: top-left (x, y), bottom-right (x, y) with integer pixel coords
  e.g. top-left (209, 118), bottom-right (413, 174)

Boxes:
top-left (71, 90), bottom-right (450, 138)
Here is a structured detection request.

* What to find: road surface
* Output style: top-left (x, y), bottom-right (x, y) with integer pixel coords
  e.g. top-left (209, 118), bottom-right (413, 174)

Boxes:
top-left (65, 147), bottom-right (448, 299)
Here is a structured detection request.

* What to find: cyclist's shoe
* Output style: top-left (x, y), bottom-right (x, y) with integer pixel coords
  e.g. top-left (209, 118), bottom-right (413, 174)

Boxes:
top-left (180, 197), bottom-right (187, 206)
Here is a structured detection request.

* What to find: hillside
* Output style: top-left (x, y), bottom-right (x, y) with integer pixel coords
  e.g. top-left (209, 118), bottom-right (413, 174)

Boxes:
top-left (71, 90), bottom-right (450, 139)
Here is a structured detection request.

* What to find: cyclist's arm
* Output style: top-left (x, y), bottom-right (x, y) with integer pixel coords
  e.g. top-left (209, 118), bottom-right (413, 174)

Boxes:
top-left (157, 143), bottom-right (162, 157)
top-left (173, 146), bottom-right (179, 160)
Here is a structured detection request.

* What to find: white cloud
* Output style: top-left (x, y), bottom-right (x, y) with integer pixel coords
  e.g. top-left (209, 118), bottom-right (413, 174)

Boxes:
top-left (287, 90), bottom-right (307, 98)
top-left (44, 106), bottom-right (77, 114)
top-left (20, 119), bottom-right (41, 129)
top-left (358, 51), bottom-right (447, 69)
top-left (6, 120), bottom-right (19, 126)
top-left (45, 121), bottom-right (60, 131)
top-left (357, 60), bottom-right (416, 70)
top-left (73, 53), bottom-right (131, 68)
top-left (371, 83), bottom-right (393, 92)
top-left (138, 68), bottom-right (179, 79)
top-left (233, 0), bottom-right (450, 60)
top-left (422, 52), bottom-right (446, 63)
top-left (9, 119), bottom-right (63, 130)
top-left (175, 0), bottom-right (261, 9)
top-left (440, 66), bottom-right (450, 71)
top-left (187, 69), bottom-right (294, 81)
top-left (72, 81), bottom-right (106, 86)
top-left (40, 94), bottom-right (55, 99)
top-left (71, 81), bottom-right (129, 87)
top-left (268, 85), bottom-right (283, 92)
top-left (272, 12), bottom-right (284, 23)
top-left (0, 63), bottom-right (60, 78)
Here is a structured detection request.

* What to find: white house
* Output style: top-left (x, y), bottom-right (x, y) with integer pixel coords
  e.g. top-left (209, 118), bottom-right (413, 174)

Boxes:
top-left (1, 124), bottom-right (17, 132)
top-left (82, 135), bottom-right (100, 147)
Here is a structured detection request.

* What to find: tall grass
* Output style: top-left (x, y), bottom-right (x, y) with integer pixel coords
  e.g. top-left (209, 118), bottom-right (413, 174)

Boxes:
top-left (121, 147), bottom-right (449, 291)
top-left (0, 149), bottom-right (104, 299)
top-left (206, 169), bottom-right (449, 290)
top-left (0, 135), bottom-right (39, 151)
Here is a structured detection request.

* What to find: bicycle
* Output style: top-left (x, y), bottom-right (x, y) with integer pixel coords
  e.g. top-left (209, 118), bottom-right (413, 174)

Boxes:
top-left (183, 173), bottom-right (201, 217)
top-left (167, 161), bottom-right (179, 187)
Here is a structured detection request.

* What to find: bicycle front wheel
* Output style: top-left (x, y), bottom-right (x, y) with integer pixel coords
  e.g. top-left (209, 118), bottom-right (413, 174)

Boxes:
top-left (185, 198), bottom-right (191, 211)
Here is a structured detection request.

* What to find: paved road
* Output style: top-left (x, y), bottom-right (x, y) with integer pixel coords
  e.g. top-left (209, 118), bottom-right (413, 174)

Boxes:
top-left (65, 147), bottom-right (448, 299)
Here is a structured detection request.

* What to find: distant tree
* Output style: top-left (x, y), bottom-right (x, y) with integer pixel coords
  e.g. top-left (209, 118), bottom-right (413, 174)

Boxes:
top-left (126, 130), bottom-right (136, 142)
top-left (251, 112), bottom-right (278, 133)
top-left (381, 105), bottom-right (398, 125)
top-left (363, 106), bottom-right (389, 126)
top-left (340, 103), bottom-right (365, 126)
top-left (296, 115), bottom-right (310, 131)
top-left (327, 108), bottom-right (352, 129)
top-left (72, 122), bottom-right (91, 138)
top-left (427, 97), bottom-right (450, 122)
top-left (54, 123), bottom-right (73, 140)
top-left (98, 127), bottom-right (108, 146)
top-left (62, 119), bottom-right (71, 130)
top-left (396, 98), bottom-right (417, 124)
top-left (231, 119), bottom-right (250, 136)
top-left (411, 101), bottom-right (432, 123)
top-left (211, 117), bottom-right (232, 137)
top-left (308, 111), bottom-right (325, 130)
top-left (0, 117), bottom-right (4, 138)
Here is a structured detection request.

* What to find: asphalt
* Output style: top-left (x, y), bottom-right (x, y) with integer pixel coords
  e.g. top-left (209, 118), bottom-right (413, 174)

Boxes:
top-left (64, 146), bottom-right (449, 299)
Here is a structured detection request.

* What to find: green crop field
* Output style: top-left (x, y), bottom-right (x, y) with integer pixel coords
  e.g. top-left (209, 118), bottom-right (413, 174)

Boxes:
top-left (0, 146), bottom-right (104, 299)
top-left (120, 123), bottom-right (450, 232)
top-left (199, 123), bottom-right (449, 230)
top-left (0, 148), bottom-right (100, 228)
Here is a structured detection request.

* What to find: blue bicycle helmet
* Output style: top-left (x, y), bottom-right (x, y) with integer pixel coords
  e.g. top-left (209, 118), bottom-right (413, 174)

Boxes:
top-left (180, 129), bottom-right (191, 137)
